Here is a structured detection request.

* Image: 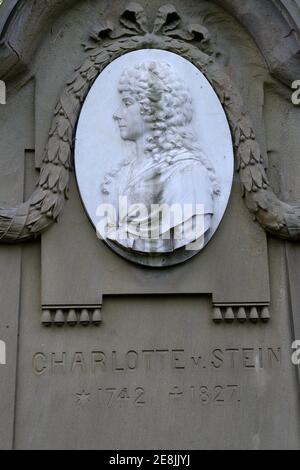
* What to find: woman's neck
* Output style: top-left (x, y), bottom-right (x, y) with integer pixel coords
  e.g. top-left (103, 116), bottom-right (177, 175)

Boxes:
top-left (135, 132), bottom-right (151, 163)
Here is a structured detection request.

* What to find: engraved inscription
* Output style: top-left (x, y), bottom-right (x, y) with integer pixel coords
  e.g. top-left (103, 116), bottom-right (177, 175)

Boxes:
top-left (169, 384), bottom-right (241, 404)
top-left (98, 387), bottom-right (146, 407)
top-left (71, 384), bottom-right (241, 407)
top-left (189, 384), bottom-right (241, 404)
top-left (72, 386), bottom-right (146, 407)
top-left (31, 345), bottom-right (284, 411)
top-left (32, 346), bottom-right (282, 375)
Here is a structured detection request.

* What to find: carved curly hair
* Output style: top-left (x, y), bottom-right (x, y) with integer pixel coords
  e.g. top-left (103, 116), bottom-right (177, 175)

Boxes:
top-left (118, 61), bottom-right (220, 196)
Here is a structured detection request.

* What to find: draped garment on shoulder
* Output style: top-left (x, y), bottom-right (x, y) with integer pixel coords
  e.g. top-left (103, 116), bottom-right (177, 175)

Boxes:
top-left (105, 149), bottom-right (214, 253)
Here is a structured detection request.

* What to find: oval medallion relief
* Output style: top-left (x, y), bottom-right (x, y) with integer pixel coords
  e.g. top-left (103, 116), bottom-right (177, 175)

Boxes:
top-left (75, 49), bottom-right (234, 267)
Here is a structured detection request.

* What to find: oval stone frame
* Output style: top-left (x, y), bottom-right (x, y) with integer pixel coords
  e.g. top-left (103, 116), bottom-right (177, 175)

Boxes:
top-left (75, 49), bottom-right (234, 267)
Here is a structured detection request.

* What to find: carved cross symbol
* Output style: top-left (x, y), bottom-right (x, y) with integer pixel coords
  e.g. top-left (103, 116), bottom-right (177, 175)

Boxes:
top-left (169, 386), bottom-right (184, 398)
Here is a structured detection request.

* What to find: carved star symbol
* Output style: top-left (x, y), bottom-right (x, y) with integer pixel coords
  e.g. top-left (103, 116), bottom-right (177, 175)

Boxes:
top-left (75, 390), bottom-right (91, 405)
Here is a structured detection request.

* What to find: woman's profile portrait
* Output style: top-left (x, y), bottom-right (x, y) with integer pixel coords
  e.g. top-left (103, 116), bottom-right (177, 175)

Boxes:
top-left (100, 61), bottom-right (221, 253)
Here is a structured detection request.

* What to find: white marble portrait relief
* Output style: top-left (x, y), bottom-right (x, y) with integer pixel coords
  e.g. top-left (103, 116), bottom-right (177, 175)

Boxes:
top-left (75, 50), bottom-right (234, 266)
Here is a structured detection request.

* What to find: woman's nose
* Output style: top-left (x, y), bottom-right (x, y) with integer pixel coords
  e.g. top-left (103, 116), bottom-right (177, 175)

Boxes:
top-left (113, 109), bottom-right (122, 121)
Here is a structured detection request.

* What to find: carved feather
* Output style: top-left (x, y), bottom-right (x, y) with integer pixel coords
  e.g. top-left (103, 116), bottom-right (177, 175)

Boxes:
top-left (58, 141), bottom-right (70, 166)
top-left (48, 167), bottom-right (61, 190)
top-left (251, 141), bottom-right (261, 163)
top-left (58, 168), bottom-right (69, 193)
top-left (240, 166), bottom-right (253, 192)
top-left (40, 193), bottom-right (56, 215)
top-left (30, 189), bottom-right (47, 206)
top-left (250, 164), bottom-right (263, 188)
top-left (47, 137), bottom-right (60, 162)
top-left (239, 141), bottom-right (251, 166)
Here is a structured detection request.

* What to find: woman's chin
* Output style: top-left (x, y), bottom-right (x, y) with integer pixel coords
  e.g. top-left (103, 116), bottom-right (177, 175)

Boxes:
top-left (120, 132), bottom-right (131, 140)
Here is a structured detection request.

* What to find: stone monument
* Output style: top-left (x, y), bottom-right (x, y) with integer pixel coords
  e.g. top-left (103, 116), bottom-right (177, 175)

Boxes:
top-left (0, 0), bottom-right (300, 450)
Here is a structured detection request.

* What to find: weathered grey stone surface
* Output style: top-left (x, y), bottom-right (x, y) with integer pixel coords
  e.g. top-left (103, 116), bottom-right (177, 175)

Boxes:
top-left (14, 277), bottom-right (300, 449)
top-left (41, 177), bottom-right (270, 306)
top-left (0, 0), bottom-right (300, 450)
top-left (0, 77), bottom-right (34, 449)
